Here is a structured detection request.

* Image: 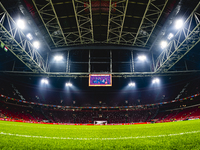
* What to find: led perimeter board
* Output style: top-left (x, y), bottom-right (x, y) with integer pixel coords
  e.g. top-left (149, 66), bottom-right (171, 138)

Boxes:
top-left (89, 74), bottom-right (112, 87)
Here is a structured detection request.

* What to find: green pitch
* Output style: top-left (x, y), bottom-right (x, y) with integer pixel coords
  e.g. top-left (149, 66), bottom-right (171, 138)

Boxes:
top-left (0, 120), bottom-right (200, 150)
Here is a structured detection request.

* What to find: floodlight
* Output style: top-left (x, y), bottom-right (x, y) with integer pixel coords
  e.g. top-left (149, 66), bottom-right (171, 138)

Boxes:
top-left (138, 55), bottom-right (147, 61)
top-left (168, 33), bottom-right (174, 40)
top-left (152, 78), bottom-right (160, 84)
top-left (17, 19), bottom-right (25, 29)
top-left (26, 33), bottom-right (33, 40)
top-left (160, 41), bottom-right (168, 49)
top-left (66, 82), bottom-right (72, 87)
top-left (175, 19), bottom-right (184, 29)
top-left (33, 41), bottom-right (40, 49)
top-left (41, 79), bottom-right (48, 84)
top-left (128, 82), bottom-right (135, 86)
top-left (54, 55), bottom-right (63, 61)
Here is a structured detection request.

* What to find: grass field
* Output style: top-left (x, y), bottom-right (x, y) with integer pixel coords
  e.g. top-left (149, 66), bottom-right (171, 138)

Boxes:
top-left (0, 120), bottom-right (200, 150)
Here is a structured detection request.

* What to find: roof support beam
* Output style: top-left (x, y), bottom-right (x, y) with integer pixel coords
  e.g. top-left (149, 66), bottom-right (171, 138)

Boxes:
top-left (2, 70), bottom-right (199, 78)
top-left (107, 0), bottom-right (112, 43)
top-left (106, 0), bottom-right (129, 44)
top-left (57, 13), bottom-right (141, 19)
top-left (51, 45), bottom-right (149, 51)
top-left (132, 0), bottom-right (168, 47)
top-left (89, 0), bottom-right (94, 43)
top-left (118, 0), bottom-right (129, 44)
top-left (155, 2), bottom-right (200, 73)
top-left (0, 2), bottom-right (46, 73)
top-left (53, 1), bottom-right (147, 6)
top-left (49, 0), bottom-right (68, 46)
top-left (72, 0), bottom-right (94, 44)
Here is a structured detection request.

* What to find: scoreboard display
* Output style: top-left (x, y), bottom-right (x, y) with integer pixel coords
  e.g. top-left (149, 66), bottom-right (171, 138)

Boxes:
top-left (89, 74), bottom-right (112, 87)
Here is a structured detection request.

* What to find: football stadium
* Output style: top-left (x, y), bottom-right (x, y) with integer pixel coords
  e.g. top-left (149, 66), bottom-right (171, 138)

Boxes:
top-left (0, 0), bottom-right (200, 149)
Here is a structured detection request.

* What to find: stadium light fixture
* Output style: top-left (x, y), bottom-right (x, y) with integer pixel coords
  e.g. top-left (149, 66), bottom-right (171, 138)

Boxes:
top-left (168, 33), bottom-right (174, 40)
top-left (33, 41), bottom-right (40, 49)
top-left (26, 33), bottom-right (33, 40)
top-left (54, 55), bottom-right (64, 61)
top-left (160, 41), bottom-right (168, 49)
top-left (152, 78), bottom-right (160, 84)
top-left (175, 19), bottom-right (184, 29)
top-left (41, 79), bottom-right (49, 84)
top-left (128, 82), bottom-right (135, 86)
top-left (66, 82), bottom-right (72, 87)
top-left (17, 19), bottom-right (25, 30)
top-left (138, 55), bottom-right (147, 61)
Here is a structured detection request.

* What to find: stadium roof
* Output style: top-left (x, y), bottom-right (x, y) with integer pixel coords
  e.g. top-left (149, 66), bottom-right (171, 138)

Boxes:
top-left (0, 0), bottom-right (200, 77)
top-left (0, 0), bottom-right (182, 48)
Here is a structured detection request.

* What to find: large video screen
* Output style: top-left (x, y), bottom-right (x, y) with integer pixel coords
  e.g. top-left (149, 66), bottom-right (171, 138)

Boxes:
top-left (89, 74), bottom-right (112, 86)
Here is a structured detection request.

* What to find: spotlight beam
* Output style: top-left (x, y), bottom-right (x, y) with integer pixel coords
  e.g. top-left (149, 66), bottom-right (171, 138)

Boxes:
top-left (26, 33), bottom-right (33, 40)
top-left (41, 78), bottom-right (49, 84)
top-left (33, 41), bottom-right (40, 49)
top-left (66, 82), bottom-right (72, 87)
top-left (138, 55), bottom-right (147, 61)
top-left (17, 19), bottom-right (25, 29)
top-left (54, 55), bottom-right (63, 61)
top-left (152, 78), bottom-right (160, 84)
top-left (128, 82), bottom-right (135, 86)
top-left (175, 19), bottom-right (184, 29)
top-left (160, 41), bottom-right (168, 49)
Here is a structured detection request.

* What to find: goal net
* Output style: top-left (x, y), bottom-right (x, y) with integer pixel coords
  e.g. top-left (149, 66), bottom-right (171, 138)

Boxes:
top-left (94, 120), bottom-right (107, 125)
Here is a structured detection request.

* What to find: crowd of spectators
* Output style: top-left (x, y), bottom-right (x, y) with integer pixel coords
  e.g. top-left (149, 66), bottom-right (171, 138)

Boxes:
top-left (0, 100), bottom-right (46, 122)
top-left (0, 98), bottom-right (200, 124)
top-left (1, 75), bottom-right (200, 123)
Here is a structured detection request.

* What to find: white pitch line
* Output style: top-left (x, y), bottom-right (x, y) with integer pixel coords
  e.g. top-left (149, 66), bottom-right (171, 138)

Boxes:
top-left (0, 130), bottom-right (200, 140)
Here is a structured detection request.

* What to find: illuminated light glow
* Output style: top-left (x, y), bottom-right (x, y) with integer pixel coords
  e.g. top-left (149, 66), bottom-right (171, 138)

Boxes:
top-left (128, 82), bottom-right (135, 86)
top-left (160, 41), bottom-right (168, 49)
top-left (152, 78), bottom-right (160, 84)
top-left (17, 19), bottom-right (25, 29)
top-left (33, 41), bottom-right (40, 49)
top-left (54, 55), bottom-right (64, 61)
top-left (26, 33), bottom-right (33, 40)
top-left (168, 33), bottom-right (174, 40)
top-left (175, 19), bottom-right (184, 29)
top-left (66, 83), bottom-right (72, 87)
top-left (138, 55), bottom-right (147, 61)
top-left (41, 79), bottom-right (48, 84)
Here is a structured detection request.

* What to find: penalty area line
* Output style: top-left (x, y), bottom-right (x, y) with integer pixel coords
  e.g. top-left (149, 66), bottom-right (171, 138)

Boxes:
top-left (0, 130), bottom-right (200, 140)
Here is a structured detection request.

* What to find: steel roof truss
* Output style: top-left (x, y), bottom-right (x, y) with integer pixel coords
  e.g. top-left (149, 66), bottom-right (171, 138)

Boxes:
top-left (32, 0), bottom-right (80, 47)
top-left (132, 0), bottom-right (168, 47)
top-left (72, 0), bottom-right (94, 44)
top-left (107, 0), bottom-right (129, 44)
top-left (155, 2), bottom-right (200, 73)
top-left (0, 2), bottom-right (46, 73)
